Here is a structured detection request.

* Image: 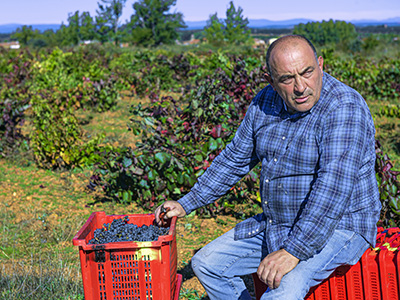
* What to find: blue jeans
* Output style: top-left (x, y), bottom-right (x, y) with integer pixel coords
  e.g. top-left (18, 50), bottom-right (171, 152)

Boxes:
top-left (191, 228), bottom-right (369, 300)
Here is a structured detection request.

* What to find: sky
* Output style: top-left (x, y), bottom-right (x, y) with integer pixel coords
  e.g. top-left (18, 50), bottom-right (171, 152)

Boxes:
top-left (0, 0), bottom-right (400, 25)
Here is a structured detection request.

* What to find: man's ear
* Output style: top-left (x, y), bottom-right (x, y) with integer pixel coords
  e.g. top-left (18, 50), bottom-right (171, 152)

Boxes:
top-left (265, 73), bottom-right (275, 90)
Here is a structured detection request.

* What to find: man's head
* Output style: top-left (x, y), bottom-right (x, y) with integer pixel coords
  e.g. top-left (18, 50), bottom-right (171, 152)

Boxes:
top-left (265, 35), bottom-right (324, 114)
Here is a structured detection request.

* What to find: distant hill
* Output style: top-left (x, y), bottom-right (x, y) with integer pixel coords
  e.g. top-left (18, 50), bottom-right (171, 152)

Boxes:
top-left (184, 17), bottom-right (400, 30)
top-left (0, 23), bottom-right (61, 34)
top-left (1, 17), bottom-right (399, 33)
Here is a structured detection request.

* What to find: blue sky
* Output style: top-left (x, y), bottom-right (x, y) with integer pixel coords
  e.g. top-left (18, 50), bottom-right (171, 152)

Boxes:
top-left (1, 0), bottom-right (399, 25)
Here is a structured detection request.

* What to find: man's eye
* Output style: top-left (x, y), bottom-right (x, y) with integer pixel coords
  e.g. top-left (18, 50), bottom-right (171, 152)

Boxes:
top-left (303, 70), bottom-right (313, 77)
top-left (281, 78), bottom-right (293, 84)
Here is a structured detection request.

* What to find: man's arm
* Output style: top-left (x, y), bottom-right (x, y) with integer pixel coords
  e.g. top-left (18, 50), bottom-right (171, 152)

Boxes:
top-left (177, 99), bottom-right (261, 215)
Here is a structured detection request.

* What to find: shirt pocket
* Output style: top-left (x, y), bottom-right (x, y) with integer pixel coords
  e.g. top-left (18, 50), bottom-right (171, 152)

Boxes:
top-left (280, 132), bottom-right (319, 174)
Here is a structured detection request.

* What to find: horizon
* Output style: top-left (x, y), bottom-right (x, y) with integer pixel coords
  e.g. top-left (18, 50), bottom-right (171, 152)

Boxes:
top-left (2, 15), bottom-right (400, 26)
top-left (1, 0), bottom-right (400, 26)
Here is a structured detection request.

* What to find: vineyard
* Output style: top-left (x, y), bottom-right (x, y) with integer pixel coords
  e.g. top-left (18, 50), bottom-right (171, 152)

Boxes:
top-left (1, 44), bottom-right (400, 299)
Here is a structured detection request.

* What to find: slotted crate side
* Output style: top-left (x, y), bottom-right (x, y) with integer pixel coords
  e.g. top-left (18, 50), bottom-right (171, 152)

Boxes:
top-left (311, 279), bottom-right (331, 300)
top-left (345, 260), bottom-right (364, 299)
top-left (378, 250), bottom-right (399, 300)
top-left (329, 266), bottom-right (349, 300)
top-left (361, 249), bottom-right (381, 300)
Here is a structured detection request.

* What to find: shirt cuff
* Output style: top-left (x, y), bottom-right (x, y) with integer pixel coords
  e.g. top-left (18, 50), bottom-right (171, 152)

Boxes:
top-left (283, 236), bottom-right (313, 261)
top-left (177, 192), bottom-right (199, 215)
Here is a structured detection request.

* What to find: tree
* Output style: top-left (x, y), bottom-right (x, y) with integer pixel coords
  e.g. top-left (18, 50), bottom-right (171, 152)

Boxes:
top-left (41, 29), bottom-right (58, 47)
top-left (224, 1), bottom-right (250, 44)
top-left (204, 1), bottom-right (251, 46)
top-left (293, 20), bottom-right (358, 48)
top-left (127, 0), bottom-right (186, 46)
top-left (80, 12), bottom-right (97, 42)
top-left (96, 0), bottom-right (128, 45)
top-left (65, 11), bottom-right (81, 45)
top-left (204, 13), bottom-right (225, 46)
top-left (55, 11), bottom-right (96, 46)
top-left (11, 25), bottom-right (39, 46)
top-left (95, 15), bottom-right (112, 44)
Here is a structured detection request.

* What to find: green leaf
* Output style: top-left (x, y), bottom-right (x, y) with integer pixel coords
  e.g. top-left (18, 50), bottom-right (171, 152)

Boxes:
top-left (195, 169), bottom-right (205, 177)
top-left (209, 137), bottom-right (218, 151)
top-left (129, 166), bottom-right (144, 176)
top-left (155, 152), bottom-right (171, 167)
top-left (122, 191), bottom-right (131, 203)
top-left (139, 179), bottom-right (149, 188)
top-left (174, 157), bottom-right (184, 170)
top-left (122, 157), bottom-right (132, 168)
top-left (148, 169), bottom-right (158, 181)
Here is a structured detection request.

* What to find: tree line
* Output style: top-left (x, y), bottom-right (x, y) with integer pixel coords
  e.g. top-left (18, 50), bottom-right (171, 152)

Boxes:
top-left (5, 0), bottom-right (399, 54)
top-left (10, 0), bottom-right (251, 48)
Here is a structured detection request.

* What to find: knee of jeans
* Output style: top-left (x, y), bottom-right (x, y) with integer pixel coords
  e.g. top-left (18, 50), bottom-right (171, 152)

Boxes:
top-left (191, 250), bottom-right (203, 274)
top-left (191, 248), bottom-right (213, 276)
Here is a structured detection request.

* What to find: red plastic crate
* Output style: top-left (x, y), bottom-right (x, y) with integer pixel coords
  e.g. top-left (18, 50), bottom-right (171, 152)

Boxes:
top-left (252, 227), bottom-right (400, 300)
top-left (73, 211), bottom-right (179, 300)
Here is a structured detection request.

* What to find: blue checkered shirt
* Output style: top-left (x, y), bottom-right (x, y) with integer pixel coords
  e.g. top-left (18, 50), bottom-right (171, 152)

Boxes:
top-left (178, 73), bottom-right (381, 261)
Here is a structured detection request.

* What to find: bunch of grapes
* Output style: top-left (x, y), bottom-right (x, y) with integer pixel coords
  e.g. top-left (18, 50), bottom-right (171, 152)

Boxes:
top-left (89, 216), bottom-right (170, 244)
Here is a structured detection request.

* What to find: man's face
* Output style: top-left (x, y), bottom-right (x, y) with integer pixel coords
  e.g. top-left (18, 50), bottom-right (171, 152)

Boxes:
top-left (266, 41), bottom-right (324, 114)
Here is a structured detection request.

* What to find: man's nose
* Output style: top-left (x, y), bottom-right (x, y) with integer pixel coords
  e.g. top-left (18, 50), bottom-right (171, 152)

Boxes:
top-left (294, 77), bottom-right (306, 95)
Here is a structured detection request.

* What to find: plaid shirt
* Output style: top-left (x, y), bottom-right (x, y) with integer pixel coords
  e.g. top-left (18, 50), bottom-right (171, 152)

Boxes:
top-left (178, 73), bottom-right (381, 261)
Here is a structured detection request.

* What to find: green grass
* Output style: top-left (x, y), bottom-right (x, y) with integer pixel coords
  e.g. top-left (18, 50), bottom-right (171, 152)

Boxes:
top-left (180, 288), bottom-right (207, 300)
top-left (0, 251), bottom-right (84, 300)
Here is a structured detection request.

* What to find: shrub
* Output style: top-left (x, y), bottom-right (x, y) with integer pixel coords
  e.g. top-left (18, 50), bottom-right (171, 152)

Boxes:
top-left (32, 47), bottom-right (120, 112)
top-left (89, 55), bottom-right (266, 214)
top-left (30, 90), bottom-right (104, 169)
top-left (376, 140), bottom-right (400, 227)
top-left (0, 50), bottom-right (34, 156)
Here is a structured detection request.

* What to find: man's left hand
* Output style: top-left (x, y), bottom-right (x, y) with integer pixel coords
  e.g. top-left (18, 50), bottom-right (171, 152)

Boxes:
top-left (257, 249), bottom-right (300, 289)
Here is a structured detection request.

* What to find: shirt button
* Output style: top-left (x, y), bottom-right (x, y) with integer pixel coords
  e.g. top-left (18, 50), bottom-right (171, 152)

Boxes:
top-left (269, 219), bottom-right (273, 224)
top-left (264, 201), bottom-right (268, 205)
top-left (282, 136), bottom-right (286, 140)
top-left (273, 158), bottom-right (278, 162)
top-left (265, 179), bottom-right (270, 183)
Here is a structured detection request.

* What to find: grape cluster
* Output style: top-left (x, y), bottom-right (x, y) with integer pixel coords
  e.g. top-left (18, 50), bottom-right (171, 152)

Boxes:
top-left (88, 216), bottom-right (170, 244)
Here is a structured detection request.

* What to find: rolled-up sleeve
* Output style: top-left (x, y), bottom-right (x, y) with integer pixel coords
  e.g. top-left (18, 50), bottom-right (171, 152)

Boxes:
top-left (178, 99), bottom-right (260, 215)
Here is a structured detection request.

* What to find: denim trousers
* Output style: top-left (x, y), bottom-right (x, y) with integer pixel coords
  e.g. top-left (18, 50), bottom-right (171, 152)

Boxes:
top-left (191, 227), bottom-right (369, 300)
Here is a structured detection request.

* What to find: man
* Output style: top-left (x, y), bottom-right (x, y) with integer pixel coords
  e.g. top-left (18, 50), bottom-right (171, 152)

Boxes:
top-left (155, 35), bottom-right (381, 299)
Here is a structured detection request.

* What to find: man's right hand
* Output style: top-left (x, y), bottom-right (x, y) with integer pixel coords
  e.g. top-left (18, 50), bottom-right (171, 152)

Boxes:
top-left (154, 201), bottom-right (186, 226)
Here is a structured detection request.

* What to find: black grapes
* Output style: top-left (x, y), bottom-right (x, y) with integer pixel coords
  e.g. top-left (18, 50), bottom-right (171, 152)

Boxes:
top-left (89, 216), bottom-right (170, 244)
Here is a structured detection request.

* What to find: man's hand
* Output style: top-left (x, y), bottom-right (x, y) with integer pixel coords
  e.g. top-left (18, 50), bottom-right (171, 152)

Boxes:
top-left (154, 201), bottom-right (186, 226)
top-left (257, 249), bottom-right (300, 289)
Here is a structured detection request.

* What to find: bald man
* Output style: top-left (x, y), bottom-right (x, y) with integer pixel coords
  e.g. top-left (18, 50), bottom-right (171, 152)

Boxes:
top-left (155, 35), bottom-right (380, 299)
